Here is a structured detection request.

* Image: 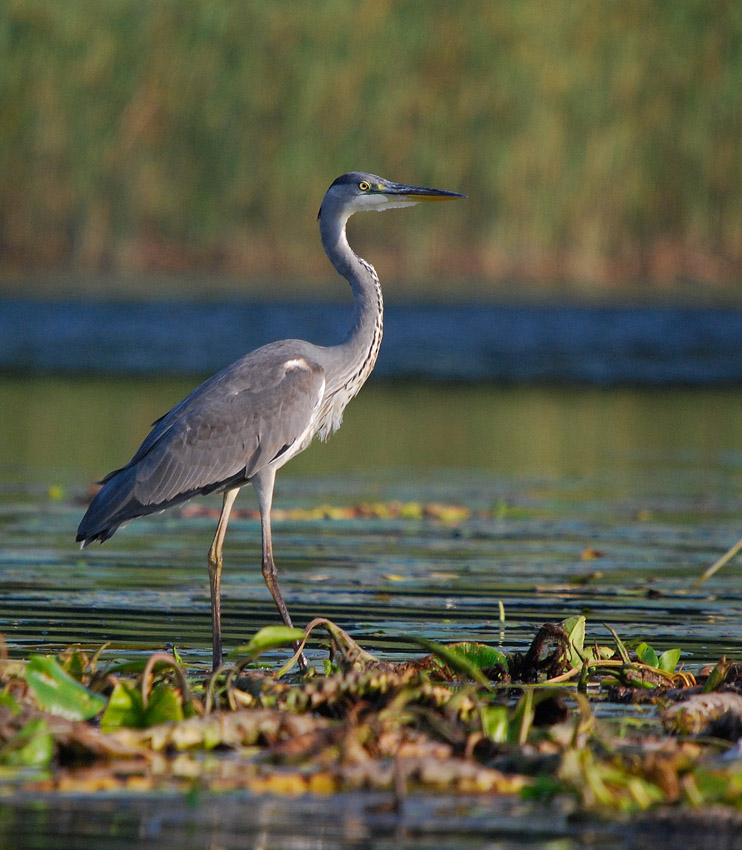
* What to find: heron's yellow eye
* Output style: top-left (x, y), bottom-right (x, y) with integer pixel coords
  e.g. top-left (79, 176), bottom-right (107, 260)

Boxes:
top-left (358, 181), bottom-right (371, 191)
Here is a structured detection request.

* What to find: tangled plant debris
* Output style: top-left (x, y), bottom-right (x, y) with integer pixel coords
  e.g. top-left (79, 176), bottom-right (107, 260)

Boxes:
top-left (0, 616), bottom-right (741, 811)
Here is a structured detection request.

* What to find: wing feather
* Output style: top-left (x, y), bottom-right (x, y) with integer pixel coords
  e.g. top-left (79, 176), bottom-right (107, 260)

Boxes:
top-left (77, 349), bottom-right (326, 543)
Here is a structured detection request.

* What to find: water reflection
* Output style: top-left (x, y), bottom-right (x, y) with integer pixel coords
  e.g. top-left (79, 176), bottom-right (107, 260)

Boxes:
top-left (2, 376), bottom-right (742, 481)
top-left (0, 787), bottom-right (738, 849)
top-left (0, 791), bottom-right (631, 849)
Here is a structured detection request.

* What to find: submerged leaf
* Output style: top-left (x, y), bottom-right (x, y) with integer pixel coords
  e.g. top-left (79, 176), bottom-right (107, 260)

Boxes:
top-left (25, 656), bottom-right (106, 721)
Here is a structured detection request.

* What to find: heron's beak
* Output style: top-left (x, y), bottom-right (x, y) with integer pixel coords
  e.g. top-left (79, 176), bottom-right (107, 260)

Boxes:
top-left (381, 182), bottom-right (466, 202)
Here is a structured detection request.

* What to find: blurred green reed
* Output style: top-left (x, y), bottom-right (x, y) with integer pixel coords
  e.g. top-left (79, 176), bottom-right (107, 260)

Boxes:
top-left (1, 0), bottom-right (740, 293)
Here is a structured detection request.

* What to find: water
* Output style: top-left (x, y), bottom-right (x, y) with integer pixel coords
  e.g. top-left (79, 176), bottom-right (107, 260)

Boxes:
top-left (1, 314), bottom-right (742, 847)
top-left (0, 791), bottom-right (708, 850)
top-left (1, 377), bottom-right (740, 670)
top-left (2, 298), bottom-right (742, 383)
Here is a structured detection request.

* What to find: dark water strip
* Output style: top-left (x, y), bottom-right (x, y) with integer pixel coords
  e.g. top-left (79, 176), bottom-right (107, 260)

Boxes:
top-left (2, 298), bottom-right (742, 384)
top-left (1, 787), bottom-right (741, 849)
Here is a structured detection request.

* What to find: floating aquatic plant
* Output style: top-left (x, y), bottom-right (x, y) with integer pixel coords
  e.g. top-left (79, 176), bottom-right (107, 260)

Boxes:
top-left (0, 617), bottom-right (740, 812)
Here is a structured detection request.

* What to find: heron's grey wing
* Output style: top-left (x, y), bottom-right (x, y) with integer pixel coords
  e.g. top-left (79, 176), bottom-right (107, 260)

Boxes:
top-left (77, 355), bottom-right (325, 542)
top-left (136, 356), bottom-right (326, 504)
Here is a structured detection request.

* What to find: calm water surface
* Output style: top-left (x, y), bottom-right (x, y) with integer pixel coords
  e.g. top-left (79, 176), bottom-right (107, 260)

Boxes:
top-left (1, 376), bottom-right (740, 666)
top-left (1, 376), bottom-right (741, 849)
top-left (3, 298), bottom-right (742, 383)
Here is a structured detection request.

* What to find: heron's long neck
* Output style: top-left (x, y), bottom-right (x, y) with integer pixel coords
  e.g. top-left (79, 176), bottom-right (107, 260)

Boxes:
top-left (320, 212), bottom-right (383, 397)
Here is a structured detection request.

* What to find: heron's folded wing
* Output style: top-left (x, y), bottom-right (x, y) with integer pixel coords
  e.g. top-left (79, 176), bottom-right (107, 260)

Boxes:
top-left (78, 355), bottom-right (327, 543)
top-left (130, 356), bottom-right (326, 507)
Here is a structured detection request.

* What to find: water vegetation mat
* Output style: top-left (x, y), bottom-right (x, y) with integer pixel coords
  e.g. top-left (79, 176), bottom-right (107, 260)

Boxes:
top-left (1, 616), bottom-right (741, 816)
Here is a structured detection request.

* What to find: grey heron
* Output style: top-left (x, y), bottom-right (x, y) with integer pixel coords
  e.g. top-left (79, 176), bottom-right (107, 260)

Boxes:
top-left (77, 172), bottom-right (465, 670)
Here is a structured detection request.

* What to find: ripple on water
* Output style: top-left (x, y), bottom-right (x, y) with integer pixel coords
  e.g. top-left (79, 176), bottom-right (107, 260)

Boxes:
top-left (1, 464), bottom-right (739, 670)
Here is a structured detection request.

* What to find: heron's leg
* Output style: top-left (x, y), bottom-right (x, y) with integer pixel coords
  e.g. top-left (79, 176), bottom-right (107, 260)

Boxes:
top-left (207, 487), bottom-right (240, 670)
top-left (252, 468), bottom-right (309, 672)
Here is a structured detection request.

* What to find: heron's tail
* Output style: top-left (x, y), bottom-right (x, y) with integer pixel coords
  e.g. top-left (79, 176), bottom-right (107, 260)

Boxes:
top-left (76, 465), bottom-right (147, 546)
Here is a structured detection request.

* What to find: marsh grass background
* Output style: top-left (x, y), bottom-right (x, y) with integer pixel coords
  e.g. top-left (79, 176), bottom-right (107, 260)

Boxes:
top-left (1, 0), bottom-right (741, 296)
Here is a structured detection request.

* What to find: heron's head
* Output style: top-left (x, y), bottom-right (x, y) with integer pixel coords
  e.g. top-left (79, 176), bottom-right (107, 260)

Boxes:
top-left (318, 171), bottom-right (465, 221)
